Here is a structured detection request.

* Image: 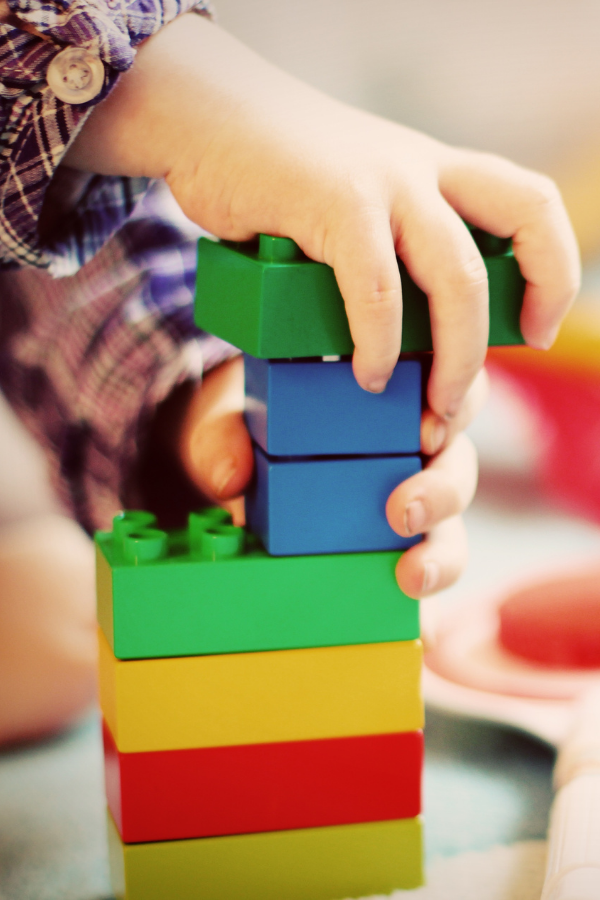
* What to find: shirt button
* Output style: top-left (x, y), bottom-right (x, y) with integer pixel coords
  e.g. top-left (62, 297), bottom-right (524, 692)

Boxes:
top-left (47, 47), bottom-right (105, 104)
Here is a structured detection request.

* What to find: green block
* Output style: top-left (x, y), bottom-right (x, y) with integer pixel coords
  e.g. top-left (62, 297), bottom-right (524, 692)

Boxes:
top-left (195, 231), bottom-right (525, 357)
top-left (107, 812), bottom-right (424, 899)
top-left (96, 509), bottom-right (419, 660)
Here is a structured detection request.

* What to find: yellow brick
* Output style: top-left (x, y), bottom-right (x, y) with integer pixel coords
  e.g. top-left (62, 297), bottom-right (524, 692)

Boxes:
top-left (98, 629), bottom-right (423, 752)
top-left (107, 811), bottom-right (424, 898)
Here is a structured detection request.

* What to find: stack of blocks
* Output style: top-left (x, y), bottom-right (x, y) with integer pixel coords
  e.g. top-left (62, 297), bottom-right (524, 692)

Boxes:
top-left (97, 232), bottom-right (525, 899)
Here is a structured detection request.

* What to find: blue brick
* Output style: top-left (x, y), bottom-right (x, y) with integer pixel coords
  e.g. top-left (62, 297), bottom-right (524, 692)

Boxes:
top-left (244, 356), bottom-right (422, 457)
top-left (246, 445), bottom-right (422, 556)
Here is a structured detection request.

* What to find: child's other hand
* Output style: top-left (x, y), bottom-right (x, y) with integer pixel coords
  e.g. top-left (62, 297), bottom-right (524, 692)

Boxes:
top-left (176, 357), bottom-right (484, 600)
top-left (177, 357), bottom-right (253, 529)
top-left (386, 368), bottom-right (488, 598)
top-left (66, 15), bottom-right (580, 425)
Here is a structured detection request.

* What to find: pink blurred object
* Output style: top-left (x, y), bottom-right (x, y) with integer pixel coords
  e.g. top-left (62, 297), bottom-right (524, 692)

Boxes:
top-left (488, 306), bottom-right (600, 524)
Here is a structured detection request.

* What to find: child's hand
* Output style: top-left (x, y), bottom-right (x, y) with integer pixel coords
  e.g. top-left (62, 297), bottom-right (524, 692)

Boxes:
top-left (66, 14), bottom-right (580, 427)
top-left (176, 356), bottom-right (485, 600)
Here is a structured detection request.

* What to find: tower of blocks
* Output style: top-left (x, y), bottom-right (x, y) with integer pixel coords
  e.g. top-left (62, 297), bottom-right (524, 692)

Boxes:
top-left (98, 231), bottom-right (525, 899)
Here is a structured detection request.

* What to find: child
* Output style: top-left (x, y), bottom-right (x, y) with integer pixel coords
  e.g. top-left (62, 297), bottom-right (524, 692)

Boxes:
top-left (0, 5), bottom-right (580, 744)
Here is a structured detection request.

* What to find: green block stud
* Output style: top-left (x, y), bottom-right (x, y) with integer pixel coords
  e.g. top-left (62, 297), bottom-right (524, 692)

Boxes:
top-left (96, 508), bottom-right (419, 660)
top-left (107, 812), bottom-right (424, 899)
top-left (195, 229), bottom-right (525, 357)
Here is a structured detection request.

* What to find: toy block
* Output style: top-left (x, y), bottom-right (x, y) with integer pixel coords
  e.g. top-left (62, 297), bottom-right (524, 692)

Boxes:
top-left (104, 721), bottom-right (423, 843)
top-left (96, 509), bottom-right (419, 660)
top-left (195, 231), bottom-right (525, 357)
top-left (244, 355), bottom-right (422, 456)
top-left (98, 628), bottom-right (423, 752)
top-left (107, 812), bottom-right (424, 899)
top-left (246, 445), bottom-right (422, 555)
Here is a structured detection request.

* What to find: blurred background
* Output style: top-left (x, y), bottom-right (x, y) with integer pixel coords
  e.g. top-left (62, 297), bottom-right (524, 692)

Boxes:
top-left (217, 0), bottom-right (599, 163)
top-left (4, 3), bottom-right (600, 899)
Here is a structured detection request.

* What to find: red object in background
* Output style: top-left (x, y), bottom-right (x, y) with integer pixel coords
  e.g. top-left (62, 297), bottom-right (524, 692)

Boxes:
top-left (488, 350), bottom-right (600, 525)
top-left (103, 721), bottom-right (423, 844)
top-left (498, 571), bottom-right (600, 669)
top-left (488, 345), bottom-right (600, 670)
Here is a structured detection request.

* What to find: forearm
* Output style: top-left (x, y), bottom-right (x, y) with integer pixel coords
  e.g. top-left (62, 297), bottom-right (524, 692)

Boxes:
top-left (63, 14), bottom-right (327, 182)
top-left (62, 12), bottom-right (357, 246)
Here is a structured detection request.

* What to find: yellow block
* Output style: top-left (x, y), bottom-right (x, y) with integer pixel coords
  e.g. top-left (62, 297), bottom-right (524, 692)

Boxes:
top-left (107, 811), bottom-right (424, 899)
top-left (98, 629), bottom-right (423, 752)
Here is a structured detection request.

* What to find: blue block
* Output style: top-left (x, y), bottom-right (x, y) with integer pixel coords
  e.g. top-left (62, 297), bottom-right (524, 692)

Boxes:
top-left (246, 445), bottom-right (422, 556)
top-left (244, 356), bottom-right (422, 457)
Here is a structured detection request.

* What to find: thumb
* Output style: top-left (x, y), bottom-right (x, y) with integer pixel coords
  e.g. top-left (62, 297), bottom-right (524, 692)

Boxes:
top-left (177, 357), bottom-right (254, 515)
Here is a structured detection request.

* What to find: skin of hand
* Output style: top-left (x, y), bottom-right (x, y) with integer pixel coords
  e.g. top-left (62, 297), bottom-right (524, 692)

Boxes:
top-left (63, 14), bottom-right (579, 599)
top-left (64, 14), bottom-right (580, 422)
top-left (177, 355), bottom-right (486, 599)
top-left (0, 515), bottom-right (97, 746)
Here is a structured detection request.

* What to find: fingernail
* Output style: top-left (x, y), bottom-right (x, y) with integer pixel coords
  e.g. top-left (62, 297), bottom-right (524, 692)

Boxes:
top-left (443, 399), bottom-right (461, 421)
top-left (212, 456), bottom-right (237, 495)
top-left (427, 420), bottom-right (447, 455)
top-left (366, 378), bottom-right (388, 394)
top-left (421, 560), bottom-right (440, 595)
top-left (404, 499), bottom-right (426, 536)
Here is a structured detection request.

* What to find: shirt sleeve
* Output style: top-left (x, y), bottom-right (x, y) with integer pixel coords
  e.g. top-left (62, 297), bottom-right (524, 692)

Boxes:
top-left (0, 180), bottom-right (238, 533)
top-left (0, 0), bottom-right (212, 272)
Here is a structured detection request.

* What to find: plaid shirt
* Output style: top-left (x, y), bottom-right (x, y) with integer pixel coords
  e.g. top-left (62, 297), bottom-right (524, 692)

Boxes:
top-left (0, 0), bottom-right (237, 531)
top-left (0, 0), bottom-right (213, 271)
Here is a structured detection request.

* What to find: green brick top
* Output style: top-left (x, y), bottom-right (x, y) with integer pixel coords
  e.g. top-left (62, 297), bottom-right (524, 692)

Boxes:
top-left (96, 509), bottom-right (419, 660)
top-left (195, 230), bottom-right (525, 358)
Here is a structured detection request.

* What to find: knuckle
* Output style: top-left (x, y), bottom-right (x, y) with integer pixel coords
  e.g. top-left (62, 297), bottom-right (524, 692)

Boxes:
top-left (356, 287), bottom-right (401, 331)
top-left (435, 248), bottom-right (488, 301)
top-left (364, 286), bottom-right (399, 307)
top-left (526, 173), bottom-right (564, 214)
top-left (457, 253), bottom-right (489, 296)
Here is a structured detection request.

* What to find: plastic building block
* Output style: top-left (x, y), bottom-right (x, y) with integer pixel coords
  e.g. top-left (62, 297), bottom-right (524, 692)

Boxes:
top-left (98, 628), bottom-right (424, 752)
top-left (107, 812), bottom-right (424, 899)
top-left (96, 509), bottom-right (419, 660)
top-left (104, 721), bottom-right (423, 842)
top-left (195, 231), bottom-right (525, 358)
top-left (246, 446), bottom-right (422, 555)
top-left (244, 355), bottom-right (422, 456)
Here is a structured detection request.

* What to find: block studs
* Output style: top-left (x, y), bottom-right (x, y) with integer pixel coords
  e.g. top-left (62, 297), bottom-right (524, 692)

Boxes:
top-left (188, 508), bottom-right (233, 556)
top-left (122, 529), bottom-right (168, 565)
top-left (258, 234), bottom-right (301, 263)
top-left (200, 525), bottom-right (245, 561)
top-left (113, 510), bottom-right (157, 542)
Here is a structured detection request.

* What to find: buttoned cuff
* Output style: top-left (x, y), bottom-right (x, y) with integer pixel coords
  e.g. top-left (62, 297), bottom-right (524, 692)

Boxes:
top-left (0, 0), bottom-right (212, 270)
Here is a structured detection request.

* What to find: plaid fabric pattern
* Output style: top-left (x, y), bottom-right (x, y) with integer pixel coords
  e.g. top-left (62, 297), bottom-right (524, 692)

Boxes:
top-left (0, 0), bottom-right (212, 269)
top-left (0, 181), bottom-right (237, 532)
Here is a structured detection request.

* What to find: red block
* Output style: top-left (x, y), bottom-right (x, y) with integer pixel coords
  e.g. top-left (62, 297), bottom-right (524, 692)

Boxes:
top-left (103, 721), bottom-right (423, 843)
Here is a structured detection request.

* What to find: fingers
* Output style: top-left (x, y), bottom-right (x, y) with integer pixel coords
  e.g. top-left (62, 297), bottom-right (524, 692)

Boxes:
top-left (387, 431), bottom-right (478, 537)
top-left (438, 149), bottom-right (581, 350)
top-left (395, 515), bottom-right (469, 599)
top-left (421, 367), bottom-right (489, 456)
top-left (330, 203), bottom-right (403, 393)
top-left (394, 191), bottom-right (490, 419)
top-left (177, 356), bottom-right (254, 511)
top-left (386, 432), bottom-right (478, 597)
top-left (386, 434), bottom-right (477, 598)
